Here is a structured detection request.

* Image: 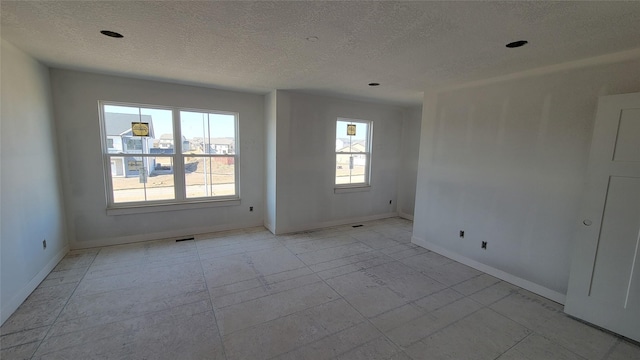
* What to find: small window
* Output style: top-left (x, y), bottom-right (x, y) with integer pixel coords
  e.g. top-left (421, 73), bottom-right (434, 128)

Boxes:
top-left (335, 118), bottom-right (372, 186)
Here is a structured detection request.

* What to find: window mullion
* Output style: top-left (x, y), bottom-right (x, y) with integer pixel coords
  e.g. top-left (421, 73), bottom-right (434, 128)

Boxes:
top-left (173, 108), bottom-right (186, 201)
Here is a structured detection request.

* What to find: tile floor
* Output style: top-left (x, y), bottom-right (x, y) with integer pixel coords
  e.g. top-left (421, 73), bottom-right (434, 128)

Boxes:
top-left (1, 218), bottom-right (639, 359)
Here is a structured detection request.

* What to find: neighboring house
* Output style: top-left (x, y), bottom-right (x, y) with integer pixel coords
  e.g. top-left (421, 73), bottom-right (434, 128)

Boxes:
top-left (336, 141), bottom-right (367, 166)
top-left (104, 113), bottom-right (155, 178)
top-left (199, 137), bottom-right (235, 154)
top-left (155, 134), bottom-right (189, 151)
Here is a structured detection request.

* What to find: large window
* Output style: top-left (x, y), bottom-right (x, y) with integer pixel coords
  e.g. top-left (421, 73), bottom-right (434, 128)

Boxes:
top-left (100, 102), bottom-right (238, 207)
top-left (335, 118), bottom-right (372, 186)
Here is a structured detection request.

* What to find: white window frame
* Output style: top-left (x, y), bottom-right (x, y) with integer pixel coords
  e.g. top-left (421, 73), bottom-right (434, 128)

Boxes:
top-left (98, 101), bottom-right (240, 213)
top-left (335, 118), bottom-right (373, 189)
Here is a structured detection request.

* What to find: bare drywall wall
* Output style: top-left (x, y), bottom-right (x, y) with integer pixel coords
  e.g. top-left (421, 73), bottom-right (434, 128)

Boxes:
top-left (414, 58), bottom-right (640, 298)
top-left (49, 69), bottom-right (264, 248)
top-left (1, 39), bottom-right (68, 324)
top-left (397, 106), bottom-right (422, 219)
top-left (264, 91), bottom-right (277, 232)
top-left (272, 91), bottom-right (404, 234)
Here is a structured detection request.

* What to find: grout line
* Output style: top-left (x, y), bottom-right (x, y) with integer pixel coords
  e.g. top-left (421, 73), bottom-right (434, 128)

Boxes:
top-left (208, 267), bottom-right (313, 298)
top-left (281, 239), bottom-right (417, 359)
top-left (194, 235), bottom-right (229, 360)
top-left (264, 321), bottom-right (369, 360)
top-left (213, 276), bottom-right (324, 311)
top-left (29, 249), bottom-right (102, 360)
top-left (491, 332), bottom-right (534, 360)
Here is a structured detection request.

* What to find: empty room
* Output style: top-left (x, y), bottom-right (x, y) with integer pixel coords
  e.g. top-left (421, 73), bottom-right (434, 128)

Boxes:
top-left (2, 1), bottom-right (640, 359)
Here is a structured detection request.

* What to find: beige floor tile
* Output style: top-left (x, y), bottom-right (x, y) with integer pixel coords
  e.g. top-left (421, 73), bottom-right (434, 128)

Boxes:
top-left (469, 280), bottom-right (519, 305)
top-left (3, 218), bottom-right (629, 360)
top-left (412, 288), bottom-right (465, 313)
top-left (0, 297), bottom-right (67, 335)
top-left (74, 260), bottom-right (203, 296)
top-left (212, 273), bottom-right (322, 308)
top-left (315, 253), bottom-right (394, 280)
top-left (385, 246), bottom-right (430, 260)
top-left (275, 322), bottom-right (382, 360)
top-left (490, 290), bottom-right (618, 360)
top-left (201, 247), bottom-right (306, 288)
top-left (351, 230), bottom-right (401, 249)
top-left (400, 251), bottom-right (454, 273)
top-left (215, 281), bottom-right (339, 335)
top-left (208, 267), bottom-right (313, 299)
top-left (0, 325), bottom-right (49, 350)
top-left (336, 336), bottom-right (404, 360)
top-left (47, 299), bottom-right (211, 339)
top-left (286, 235), bottom-right (358, 254)
top-left (605, 339), bottom-right (640, 360)
top-left (308, 251), bottom-right (383, 273)
top-left (297, 242), bottom-right (374, 265)
top-left (39, 268), bottom-right (86, 288)
top-left (0, 341), bottom-right (40, 360)
top-left (84, 252), bottom-right (198, 280)
top-left (326, 262), bottom-right (446, 317)
top-left (452, 273), bottom-right (501, 295)
top-left (497, 334), bottom-right (584, 360)
top-left (51, 250), bottom-right (98, 272)
top-left (56, 281), bottom-right (208, 325)
top-left (370, 303), bottom-right (427, 333)
top-left (385, 297), bottom-right (483, 347)
top-left (223, 299), bottom-right (365, 360)
top-left (35, 301), bottom-right (221, 360)
top-left (425, 261), bottom-right (483, 286)
top-left (197, 238), bottom-right (284, 259)
top-left (409, 308), bottom-right (531, 360)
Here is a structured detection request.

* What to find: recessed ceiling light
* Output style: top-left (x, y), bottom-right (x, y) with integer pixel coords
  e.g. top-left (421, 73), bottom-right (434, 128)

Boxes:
top-left (306, 36), bottom-right (319, 42)
top-left (506, 40), bottom-right (527, 48)
top-left (100, 30), bottom-right (123, 38)
top-left (368, 83), bottom-right (380, 87)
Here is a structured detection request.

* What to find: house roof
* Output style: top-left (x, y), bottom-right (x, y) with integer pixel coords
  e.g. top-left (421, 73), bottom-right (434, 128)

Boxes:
top-left (104, 113), bottom-right (154, 138)
top-left (2, 2), bottom-right (640, 106)
top-left (208, 138), bottom-right (235, 146)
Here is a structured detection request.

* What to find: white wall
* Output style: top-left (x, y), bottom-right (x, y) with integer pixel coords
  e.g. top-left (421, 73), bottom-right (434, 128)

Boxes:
top-left (50, 69), bottom-right (265, 248)
top-left (397, 106), bottom-right (422, 219)
top-left (1, 40), bottom-right (68, 324)
top-left (264, 91), bottom-right (277, 232)
top-left (272, 91), bottom-right (404, 234)
top-left (413, 58), bottom-right (640, 301)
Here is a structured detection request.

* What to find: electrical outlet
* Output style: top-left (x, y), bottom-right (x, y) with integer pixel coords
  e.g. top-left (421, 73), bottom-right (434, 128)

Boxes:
top-left (481, 241), bottom-right (487, 249)
top-left (42, 239), bottom-right (47, 249)
top-left (459, 230), bottom-right (464, 238)
top-left (249, 206), bottom-right (253, 212)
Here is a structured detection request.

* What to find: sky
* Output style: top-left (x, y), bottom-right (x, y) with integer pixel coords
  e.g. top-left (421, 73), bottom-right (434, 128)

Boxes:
top-left (104, 104), bottom-right (236, 139)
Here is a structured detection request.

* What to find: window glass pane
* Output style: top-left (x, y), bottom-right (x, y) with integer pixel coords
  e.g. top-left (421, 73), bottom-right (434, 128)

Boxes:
top-left (184, 156), bottom-right (236, 198)
top-left (180, 111), bottom-right (236, 155)
top-left (336, 120), bottom-right (368, 152)
top-left (103, 105), bottom-right (173, 155)
top-left (336, 154), bottom-right (367, 185)
top-left (110, 156), bottom-right (175, 203)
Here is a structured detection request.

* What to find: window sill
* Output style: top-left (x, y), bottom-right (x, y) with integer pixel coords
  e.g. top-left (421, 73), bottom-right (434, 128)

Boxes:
top-left (334, 185), bottom-right (371, 194)
top-left (106, 199), bottom-right (241, 216)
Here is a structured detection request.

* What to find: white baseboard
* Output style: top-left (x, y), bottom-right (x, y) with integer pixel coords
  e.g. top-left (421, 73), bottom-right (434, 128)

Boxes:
top-left (70, 221), bottom-right (263, 249)
top-left (1, 245), bottom-right (70, 325)
top-left (398, 212), bottom-right (414, 221)
top-left (276, 212), bottom-right (398, 235)
top-left (412, 236), bottom-right (566, 305)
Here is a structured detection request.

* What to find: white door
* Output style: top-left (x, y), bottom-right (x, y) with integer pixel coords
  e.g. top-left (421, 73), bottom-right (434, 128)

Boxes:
top-left (565, 92), bottom-right (640, 342)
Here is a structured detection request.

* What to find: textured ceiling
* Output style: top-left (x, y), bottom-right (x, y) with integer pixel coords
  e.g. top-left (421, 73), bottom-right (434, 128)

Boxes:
top-left (2, 1), bottom-right (640, 106)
